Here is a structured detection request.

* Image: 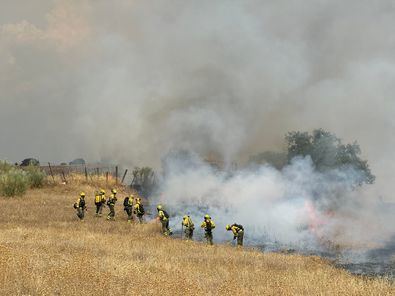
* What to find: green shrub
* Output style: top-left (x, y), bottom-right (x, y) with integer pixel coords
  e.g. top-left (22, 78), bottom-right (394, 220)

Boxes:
top-left (25, 165), bottom-right (46, 188)
top-left (0, 168), bottom-right (29, 196)
top-left (0, 161), bottom-right (13, 173)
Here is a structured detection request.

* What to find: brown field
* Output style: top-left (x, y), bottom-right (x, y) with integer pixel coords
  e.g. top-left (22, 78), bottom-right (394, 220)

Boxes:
top-left (0, 179), bottom-right (394, 295)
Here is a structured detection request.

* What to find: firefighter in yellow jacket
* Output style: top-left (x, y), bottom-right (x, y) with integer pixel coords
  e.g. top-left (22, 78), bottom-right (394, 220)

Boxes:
top-left (201, 214), bottom-right (215, 245)
top-left (94, 189), bottom-right (106, 217)
top-left (182, 215), bottom-right (194, 240)
top-left (157, 205), bottom-right (171, 235)
top-left (106, 189), bottom-right (117, 221)
top-left (226, 223), bottom-right (244, 247)
top-left (74, 192), bottom-right (86, 220)
top-left (133, 197), bottom-right (145, 223)
top-left (123, 194), bottom-right (134, 223)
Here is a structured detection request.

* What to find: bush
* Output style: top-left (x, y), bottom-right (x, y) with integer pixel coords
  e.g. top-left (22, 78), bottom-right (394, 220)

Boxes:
top-left (24, 165), bottom-right (46, 188)
top-left (0, 168), bottom-right (29, 196)
top-left (0, 161), bottom-right (13, 173)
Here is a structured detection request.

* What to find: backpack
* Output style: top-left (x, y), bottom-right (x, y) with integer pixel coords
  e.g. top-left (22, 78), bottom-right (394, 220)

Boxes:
top-left (123, 197), bottom-right (129, 207)
top-left (138, 204), bottom-right (145, 215)
top-left (233, 224), bottom-right (244, 231)
top-left (95, 195), bottom-right (101, 203)
top-left (187, 217), bottom-right (194, 229)
top-left (162, 210), bottom-right (170, 219)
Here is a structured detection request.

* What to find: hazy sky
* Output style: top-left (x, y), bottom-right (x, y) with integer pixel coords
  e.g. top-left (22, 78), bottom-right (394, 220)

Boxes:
top-left (1, 0), bottom-right (395, 199)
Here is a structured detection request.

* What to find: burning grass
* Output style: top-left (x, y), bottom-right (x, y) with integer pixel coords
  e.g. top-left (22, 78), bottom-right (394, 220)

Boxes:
top-left (0, 179), bottom-right (394, 295)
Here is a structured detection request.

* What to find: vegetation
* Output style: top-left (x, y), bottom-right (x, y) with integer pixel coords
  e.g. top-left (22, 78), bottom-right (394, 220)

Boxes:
top-left (250, 129), bottom-right (374, 186)
top-left (0, 161), bottom-right (46, 196)
top-left (69, 158), bottom-right (86, 165)
top-left (285, 129), bottom-right (375, 185)
top-left (0, 167), bottom-right (29, 196)
top-left (24, 165), bottom-right (46, 188)
top-left (20, 158), bottom-right (40, 166)
top-left (0, 180), bottom-right (393, 295)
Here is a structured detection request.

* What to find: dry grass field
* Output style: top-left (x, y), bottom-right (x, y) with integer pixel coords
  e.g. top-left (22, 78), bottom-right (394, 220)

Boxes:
top-left (0, 178), bottom-right (394, 295)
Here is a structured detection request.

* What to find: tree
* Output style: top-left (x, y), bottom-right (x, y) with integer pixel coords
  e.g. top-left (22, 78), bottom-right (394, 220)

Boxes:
top-left (285, 129), bottom-right (375, 185)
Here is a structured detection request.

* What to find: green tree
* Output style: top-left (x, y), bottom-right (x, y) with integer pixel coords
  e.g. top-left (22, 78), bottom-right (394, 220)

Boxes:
top-left (285, 129), bottom-right (375, 185)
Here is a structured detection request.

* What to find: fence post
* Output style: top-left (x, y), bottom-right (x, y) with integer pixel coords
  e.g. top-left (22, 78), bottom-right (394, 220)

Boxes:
top-left (61, 170), bottom-right (67, 183)
top-left (84, 166), bottom-right (88, 181)
top-left (106, 172), bottom-right (109, 185)
top-left (121, 169), bottom-right (128, 184)
top-left (48, 162), bottom-right (55, 182)
top-left (115, 166), bottom-right (118, 185)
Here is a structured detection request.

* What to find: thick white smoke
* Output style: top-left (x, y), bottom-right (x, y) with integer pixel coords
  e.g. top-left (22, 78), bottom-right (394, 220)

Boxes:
top-left (154, 152), bottom-right (394, 251)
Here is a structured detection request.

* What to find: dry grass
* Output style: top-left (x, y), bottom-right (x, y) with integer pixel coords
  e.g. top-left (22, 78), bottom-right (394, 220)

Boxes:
top-left (0, 179), bottom-right (394, 295)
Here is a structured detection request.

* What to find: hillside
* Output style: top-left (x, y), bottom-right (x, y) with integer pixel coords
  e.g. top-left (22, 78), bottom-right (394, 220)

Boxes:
top-left (0, 181), bottom-right (394, 295)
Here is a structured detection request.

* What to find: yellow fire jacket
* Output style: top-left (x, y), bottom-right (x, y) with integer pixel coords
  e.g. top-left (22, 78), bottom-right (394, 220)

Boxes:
top-left (201, 220), bottom-right (215, 231)
top-left (182, 216), bottom-right (195, 229)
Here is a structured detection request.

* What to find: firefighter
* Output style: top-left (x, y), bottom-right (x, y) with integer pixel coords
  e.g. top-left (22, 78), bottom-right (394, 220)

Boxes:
top-left (226, 223), bottom-right (244, 247)
top-left (106, 189), bottom-right (117, 220)
top-left (74, 192), bottom-right (86, 220)
top-left (182, 215), bottom-right (194, 240)
top-left (201, 214), bottom-right (215, 245)
top-left (133, 197), bottom-right (145, 223)
top-left (94, 189), bottom-right (105, 217)
top-left (123, 194), bottom-right (134, 223)
top-left (157, 205), bottom-right (171, 235)
top-left (100, 189), bottom-right (106, 210)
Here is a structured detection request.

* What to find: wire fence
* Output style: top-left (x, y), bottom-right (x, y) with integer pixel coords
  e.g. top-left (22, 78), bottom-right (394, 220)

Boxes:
top-left (40, 163), bottom-right (132, 185)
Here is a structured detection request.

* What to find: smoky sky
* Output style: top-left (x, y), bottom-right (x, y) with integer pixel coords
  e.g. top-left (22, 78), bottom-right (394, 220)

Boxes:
top-left (1, 0), bottom-right (395, 200)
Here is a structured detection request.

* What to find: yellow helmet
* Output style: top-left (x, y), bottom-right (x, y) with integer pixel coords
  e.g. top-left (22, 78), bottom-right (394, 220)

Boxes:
top-left (80, 192), bottom-right (86, 197)
top-left (226, 224), bottom-right (231, 230)
top-left (111, 189), bottom-right (117, 194)
top-left (130, 194), bottom-right (134, 200)
top-left (100, 189), bottom-right (105, 195)
top-left (157, 204), bottom-right (163, 210)
top-left (204, 214), bottom-right (210, 220)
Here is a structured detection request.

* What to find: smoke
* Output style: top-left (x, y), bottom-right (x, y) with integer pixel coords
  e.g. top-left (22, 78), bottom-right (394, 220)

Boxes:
top-left (1, 1), bottom-right (395, 185)
top-left (154, 152), bottom-right (394, 251)
top-left (1, 1), bottom-right (395, 270)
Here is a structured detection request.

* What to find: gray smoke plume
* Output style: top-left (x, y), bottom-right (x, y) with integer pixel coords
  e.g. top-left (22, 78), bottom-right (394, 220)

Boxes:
top-left (1, 0), bottom-right (395, 274)
top-left (1, 1), bottom-right (395, 187)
